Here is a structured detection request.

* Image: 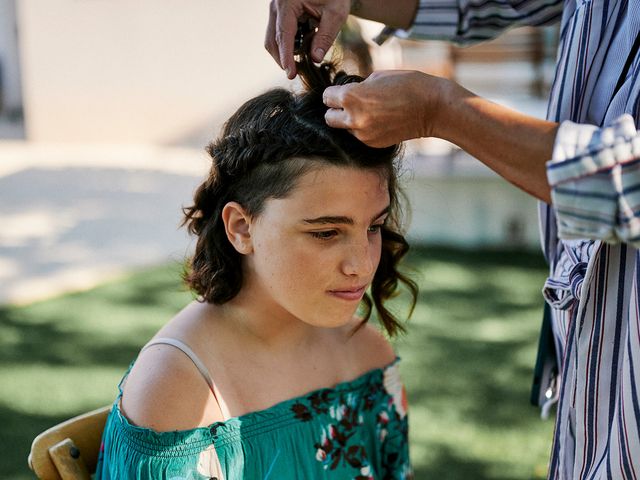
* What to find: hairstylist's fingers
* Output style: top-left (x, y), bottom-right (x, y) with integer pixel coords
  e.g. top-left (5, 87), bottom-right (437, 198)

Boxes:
top-left (367, 70), bottom-right (387, 80)
top-left (322, 85), bottom-right (348, 109)
top-left (310, 5), bottom-right (348, 63)
top-left (275, 2), bottom-right (299, 79)
top-left (325, 108), bottom-right (352, 129)
top-left (265, 1), bottom-right (282, 69)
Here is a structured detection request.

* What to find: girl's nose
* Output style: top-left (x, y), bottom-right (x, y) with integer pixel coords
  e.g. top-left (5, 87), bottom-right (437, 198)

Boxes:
top-left (341, 242), bottom-right (376, 277)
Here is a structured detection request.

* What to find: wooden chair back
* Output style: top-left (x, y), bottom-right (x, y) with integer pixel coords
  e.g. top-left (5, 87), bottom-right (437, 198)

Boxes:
top-left (28, 405), bottom-right (111, 480)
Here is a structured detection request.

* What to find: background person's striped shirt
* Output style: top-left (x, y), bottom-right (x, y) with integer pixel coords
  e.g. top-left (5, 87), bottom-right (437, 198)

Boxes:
top-left (404, 0), bottom-right (640, 477)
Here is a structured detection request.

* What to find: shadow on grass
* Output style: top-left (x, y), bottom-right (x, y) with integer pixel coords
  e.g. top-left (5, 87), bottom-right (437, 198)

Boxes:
top-left (0, 262), bottom-right (192, 367)
top-left (0, 403), bottom-right (70, 479)
top-left (409, 246), bottom-right (548, 271)
top-left (399, 246), bottom-right (553, 478)
top-left (405, 329), bottom-right (542, 428)
top-left (416, 286), bottom-right (543, 317)
top-left (412, 443), bottom-right (547, 480)
top-left (413, 443), bottom-right (512, 480)
top-left (0, 307), bottom-right (142, 367)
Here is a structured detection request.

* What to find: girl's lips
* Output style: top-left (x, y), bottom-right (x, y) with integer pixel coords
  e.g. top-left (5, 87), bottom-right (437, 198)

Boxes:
top-left (328, 286), bottom-right (367, 301)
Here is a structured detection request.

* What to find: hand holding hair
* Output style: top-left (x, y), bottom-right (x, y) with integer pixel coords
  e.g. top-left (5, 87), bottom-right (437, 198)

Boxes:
top-left (323, 69), bottom-right (557, 203)
top-left (265, 0), bottom-right (351, 79)
top-left (323, 70), bottom-right (441, 147)
top-left (264, 0), bottom-right (419, 79)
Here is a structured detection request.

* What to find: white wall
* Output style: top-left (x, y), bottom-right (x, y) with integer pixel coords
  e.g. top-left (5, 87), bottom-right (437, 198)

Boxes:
top-left (404, 174), bottom-right (541, 249)
top-left (402, 143), bottom-right (542, 249)
top-left (17, 1), bottom-right (284, 143)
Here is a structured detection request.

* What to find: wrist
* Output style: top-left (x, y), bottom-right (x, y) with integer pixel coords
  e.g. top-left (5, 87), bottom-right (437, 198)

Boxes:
top-left (423, 76), bottom-right (463, 141)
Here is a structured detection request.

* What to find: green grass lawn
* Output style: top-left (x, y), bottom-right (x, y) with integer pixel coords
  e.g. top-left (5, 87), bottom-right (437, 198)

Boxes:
top-left (0, 247), bottom-right (553, 479)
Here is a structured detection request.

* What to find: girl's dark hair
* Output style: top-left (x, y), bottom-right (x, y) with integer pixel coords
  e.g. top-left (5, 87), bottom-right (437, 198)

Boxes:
top-left (182, 48), bottom-right (417, 336)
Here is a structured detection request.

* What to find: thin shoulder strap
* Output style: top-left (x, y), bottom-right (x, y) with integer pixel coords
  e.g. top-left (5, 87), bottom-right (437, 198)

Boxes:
top-left (141, 337), bottom-right (231, 420)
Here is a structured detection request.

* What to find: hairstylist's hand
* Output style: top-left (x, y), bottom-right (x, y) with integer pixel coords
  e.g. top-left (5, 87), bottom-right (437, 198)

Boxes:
top-left (323, 70), bottom-right (448, 147)
top-left (265, 0), bottom-right (350, 79)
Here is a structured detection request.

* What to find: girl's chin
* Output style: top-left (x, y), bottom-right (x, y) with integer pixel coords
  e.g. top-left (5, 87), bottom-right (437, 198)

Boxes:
top-left (303, 311), bottom-right (361, 329)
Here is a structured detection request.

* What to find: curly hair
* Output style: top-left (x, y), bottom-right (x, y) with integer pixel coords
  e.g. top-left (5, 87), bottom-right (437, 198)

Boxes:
top-left (182, 48), bottom-right (417, 337)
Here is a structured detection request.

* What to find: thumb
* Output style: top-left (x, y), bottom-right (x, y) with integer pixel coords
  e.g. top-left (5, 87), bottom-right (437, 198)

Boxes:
top-left (310, 8), bottom-right (347, 62)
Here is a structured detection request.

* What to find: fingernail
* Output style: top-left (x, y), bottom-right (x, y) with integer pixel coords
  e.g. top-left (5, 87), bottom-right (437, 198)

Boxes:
top-left (286, 67), bottom-right (292, 77)
top-left (314, 48), bottom-right (325, 60)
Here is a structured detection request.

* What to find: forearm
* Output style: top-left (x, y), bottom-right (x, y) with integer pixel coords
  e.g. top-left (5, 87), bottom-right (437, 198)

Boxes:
top-left (350, 0), bottom-right (419, 30)
top-left (324, 70), bottom-right (557, 204)
top-left (434, 82), bottom-right (558, 203)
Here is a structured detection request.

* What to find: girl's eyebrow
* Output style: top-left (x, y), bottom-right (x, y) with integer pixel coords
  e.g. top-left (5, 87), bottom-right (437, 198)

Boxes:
top-left (302, 205), bottom-right (390, 225)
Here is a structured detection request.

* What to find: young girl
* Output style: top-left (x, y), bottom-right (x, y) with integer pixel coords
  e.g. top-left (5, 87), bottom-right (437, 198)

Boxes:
top-left (96, 52), bottom-right (417, 480)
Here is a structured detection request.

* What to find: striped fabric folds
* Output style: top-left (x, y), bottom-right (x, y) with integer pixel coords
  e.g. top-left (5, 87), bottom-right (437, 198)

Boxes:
top-left (410, 0), bottom-right (563, 43)
top-left (549, 115), bottom-right (640, 243)
top-left (406, 0), bottom-right (640, 478)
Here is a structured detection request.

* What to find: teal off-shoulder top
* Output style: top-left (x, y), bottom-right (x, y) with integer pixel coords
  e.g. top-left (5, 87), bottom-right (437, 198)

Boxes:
top-left (96, 354), bottom-right (411, 480)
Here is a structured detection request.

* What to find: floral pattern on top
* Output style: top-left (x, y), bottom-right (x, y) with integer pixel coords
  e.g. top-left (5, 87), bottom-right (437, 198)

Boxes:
top-left (291, 363), bottom-right (412, 480)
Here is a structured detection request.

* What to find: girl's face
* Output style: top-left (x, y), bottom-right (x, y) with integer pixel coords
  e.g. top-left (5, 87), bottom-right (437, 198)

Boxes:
top-left (242, 164), bottom-right (390, 329)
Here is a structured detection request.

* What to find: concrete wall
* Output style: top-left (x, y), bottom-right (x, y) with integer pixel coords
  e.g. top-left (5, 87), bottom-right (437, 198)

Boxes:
top-left (16, 1), bottom-right (284, 143)
top-left (404, 173), bottom-right (541, 249)
top-left (401, 141), bottom-right (543, 250)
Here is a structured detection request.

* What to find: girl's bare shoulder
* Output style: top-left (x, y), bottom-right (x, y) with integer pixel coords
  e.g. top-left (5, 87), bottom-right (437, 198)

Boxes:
top-left (120, 302), bottom-right (225, 432)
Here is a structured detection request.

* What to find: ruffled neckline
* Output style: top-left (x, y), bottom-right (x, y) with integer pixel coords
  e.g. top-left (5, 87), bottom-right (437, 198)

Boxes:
top-left (111, 357), bottom-right (400, 448)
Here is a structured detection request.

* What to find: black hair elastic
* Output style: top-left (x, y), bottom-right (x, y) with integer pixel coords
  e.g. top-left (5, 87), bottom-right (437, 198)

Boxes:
top-left (294, 20), bottom-right (316, 56)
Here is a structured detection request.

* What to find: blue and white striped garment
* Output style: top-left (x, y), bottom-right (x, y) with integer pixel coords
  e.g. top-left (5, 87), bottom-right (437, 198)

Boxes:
top-left (405, 0), bottom-right (640, 478)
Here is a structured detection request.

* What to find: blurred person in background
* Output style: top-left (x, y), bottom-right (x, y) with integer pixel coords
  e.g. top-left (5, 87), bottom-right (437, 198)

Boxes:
top-left (266, 0), bottom-right (640, 478)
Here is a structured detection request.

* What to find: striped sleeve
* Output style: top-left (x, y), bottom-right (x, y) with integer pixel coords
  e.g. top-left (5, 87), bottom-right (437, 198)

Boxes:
top-left (400, 0), bottom-right (563, 44)
top-left (547, 114), bottom-right (640, 245)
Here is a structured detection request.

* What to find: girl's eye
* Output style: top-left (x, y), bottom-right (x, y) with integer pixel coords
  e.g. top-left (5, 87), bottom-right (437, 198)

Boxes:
top-left (368, 224), bottom-right (384, 234)
top-left (311, 230), bottom-right (338, 240)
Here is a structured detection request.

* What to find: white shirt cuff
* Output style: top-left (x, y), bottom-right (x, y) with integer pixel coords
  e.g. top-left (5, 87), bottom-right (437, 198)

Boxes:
top-left (547, 114), bottom-right (640, 243)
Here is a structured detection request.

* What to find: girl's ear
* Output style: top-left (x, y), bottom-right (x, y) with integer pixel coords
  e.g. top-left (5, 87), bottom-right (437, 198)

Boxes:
top-left (221, 202), bottom-right (253, 254)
